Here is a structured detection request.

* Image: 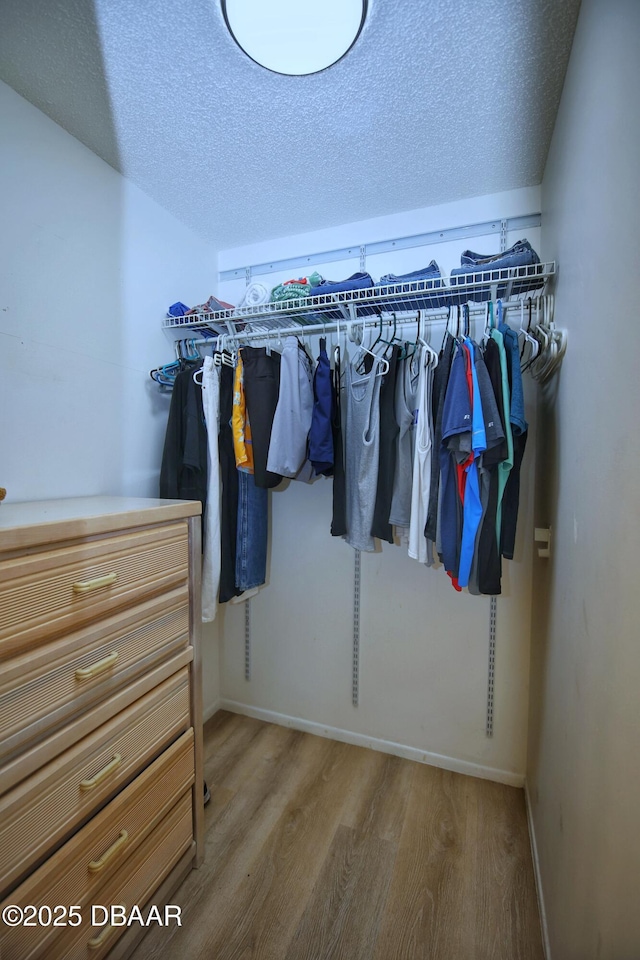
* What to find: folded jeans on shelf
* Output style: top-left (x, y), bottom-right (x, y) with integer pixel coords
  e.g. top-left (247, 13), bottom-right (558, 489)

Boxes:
top-left (459, 239), bottom-right (539, 268)
top-left (311, 272), bottom-right (375, 296)
top-left (378, 260), bottom-right (443, 284)
top-left (377, 260), bottom-right (447, 308)
top-left (450, 239), bottom-right (543, 301)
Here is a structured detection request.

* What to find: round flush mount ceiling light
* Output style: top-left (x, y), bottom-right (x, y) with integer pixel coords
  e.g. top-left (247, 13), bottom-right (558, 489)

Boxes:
top-left (221, 0), bottom-right (367, 76)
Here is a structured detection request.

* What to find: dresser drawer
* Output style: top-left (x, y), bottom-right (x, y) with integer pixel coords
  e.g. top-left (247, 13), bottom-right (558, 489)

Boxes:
top-left (0, 522), bottom-right (189, 657)
top-left (0, 734), bottom-right (194, 960)
top-left (0, 666), bottom-right (190, 896)
top-left (0, 588), bottom-right (189, 761)
top-left (64, 795), bottom-right (192, 960)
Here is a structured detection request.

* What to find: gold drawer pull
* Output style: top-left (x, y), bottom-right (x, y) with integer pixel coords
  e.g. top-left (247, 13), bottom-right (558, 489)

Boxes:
top-left (88, 829), bottom-right (129, 874)
top-left (88, 924), bottom-right (114, 950)
top-left (79, 753), bottom-right (122, 792)
top-left (75, 651), bottom-right (119, 681)
top-left (72, 572), bottom-right (117, 594)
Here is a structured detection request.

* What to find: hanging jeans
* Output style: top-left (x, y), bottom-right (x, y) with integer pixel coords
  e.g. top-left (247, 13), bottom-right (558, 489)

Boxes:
top-left (235, 471), bottom-right (268, 592)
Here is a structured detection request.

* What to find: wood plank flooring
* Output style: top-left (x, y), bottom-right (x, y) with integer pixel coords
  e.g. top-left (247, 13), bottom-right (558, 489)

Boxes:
top-left (131, 711), bottom-right (544, 960)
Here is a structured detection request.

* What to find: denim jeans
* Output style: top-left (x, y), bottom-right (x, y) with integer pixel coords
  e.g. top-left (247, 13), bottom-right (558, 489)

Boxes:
top-left (309, 272), bottom-right (377, 318)
top-left (450, 239), bottom-right (543, 302)
top-left (459, 239), bottom-right (539, 268)
top-left (311, 272), bottom-right (374, 296)
top-left (377, 260), bottom-right (447, 309)
top-left (235, 471), bottom-right (268, 591)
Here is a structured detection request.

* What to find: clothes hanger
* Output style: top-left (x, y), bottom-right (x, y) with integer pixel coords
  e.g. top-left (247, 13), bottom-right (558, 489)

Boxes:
top-left (440, 306), bottom-right (453, 352)
top-left (368, 312), bottom-right (385, 353)
top-left (403, 310), bottom-right (436, 360)
top-left (463, 304), bottom-right (471, 339)
top-left (519, 298), bottom-right (540, 365)
top-left (379, 312), bottom-right (399, 357)
top-left (181, 338), bottom-right (200, 362)
top-left (531, 295), bottom-right (562, 381)
top-left (532, 298), bottom-right (551, 359)
top-left (522, 297), bottom-right (551, 375)
top-left (455, 305), bottom-right (463, 343)
top-left (149, 337), bottom-right (188, 385)
top-left (415, 311), bottom-right (439, 368)
top-left (347, 314), bottom-right (365, 350)
top-left (544, 295), bottom-right (567, 377)
top-left (353, 330), bottom-right (390, 378)
top-left (483, 301), bottom-right (490, 344)
top-left (149, 367), bottom-right (175, 388)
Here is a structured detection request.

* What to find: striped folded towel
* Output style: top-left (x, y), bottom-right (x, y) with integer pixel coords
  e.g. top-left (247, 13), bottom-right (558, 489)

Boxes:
top-left (270, 272), bottom-right (324, 303)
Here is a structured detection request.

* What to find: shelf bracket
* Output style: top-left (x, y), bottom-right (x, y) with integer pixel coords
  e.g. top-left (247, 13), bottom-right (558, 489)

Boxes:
top-left (486, 596), bottom-right (497, 737)
top-left (244, 598), bottom-right (251, 681)
top-left (500, 219), bottom-right (508, 254)
top-left (352, 550), bottom-right (361, 707)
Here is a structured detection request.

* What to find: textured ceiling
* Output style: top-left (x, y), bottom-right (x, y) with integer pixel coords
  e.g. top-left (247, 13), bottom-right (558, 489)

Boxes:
top-left (0, 0), bottom-right (581, 247)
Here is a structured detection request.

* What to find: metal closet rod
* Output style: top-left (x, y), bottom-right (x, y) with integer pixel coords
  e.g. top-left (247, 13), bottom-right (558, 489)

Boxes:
top-left (183, 301), bottom-right (531, 348)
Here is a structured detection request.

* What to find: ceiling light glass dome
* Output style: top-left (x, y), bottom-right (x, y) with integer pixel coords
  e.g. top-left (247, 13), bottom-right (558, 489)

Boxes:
top-left (222, 0), bottom-right (367, 76)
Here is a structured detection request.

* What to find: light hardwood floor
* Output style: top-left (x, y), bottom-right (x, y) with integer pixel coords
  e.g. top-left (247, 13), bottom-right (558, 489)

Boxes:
top-left (131, 711), bottom-right (544, 960)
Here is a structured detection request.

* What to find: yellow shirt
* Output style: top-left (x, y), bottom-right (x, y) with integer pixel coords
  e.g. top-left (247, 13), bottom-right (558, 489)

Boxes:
top-left (232, 351), bottom-right (254, 473)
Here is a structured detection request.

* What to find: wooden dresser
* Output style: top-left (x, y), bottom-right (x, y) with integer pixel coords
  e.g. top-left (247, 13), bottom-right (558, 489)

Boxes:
top-left (0, 496), bottom-right (203, 960)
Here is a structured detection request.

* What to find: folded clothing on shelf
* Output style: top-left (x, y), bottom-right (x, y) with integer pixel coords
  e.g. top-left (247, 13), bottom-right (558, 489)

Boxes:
top-left (376, 260), bottom-right (447, 309)
top-left (186, 295), bottom-right (235, 316)
top-left (449, 239), bottom-right (544, 302)
top-left (310, 272), bottom-right (375, 297)
top-left (167, 301), bottom-right (191, 318)
top-left (460, 238), bottom-right (539, 269)
top-left (234, 282), bottom-right (271, 313)
top-left (302, 271), bottom-right (376, 317)
top-left (271, 272), bottom-right (324, 302)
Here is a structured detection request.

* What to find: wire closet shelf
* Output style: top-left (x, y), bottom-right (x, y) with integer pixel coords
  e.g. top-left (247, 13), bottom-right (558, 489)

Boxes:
top-left (162, 261), bottom-right (556, 344)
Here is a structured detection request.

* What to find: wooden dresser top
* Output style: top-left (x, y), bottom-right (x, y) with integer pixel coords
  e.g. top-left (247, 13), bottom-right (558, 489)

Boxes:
top-left (0, 497), bottom-right (202, 551)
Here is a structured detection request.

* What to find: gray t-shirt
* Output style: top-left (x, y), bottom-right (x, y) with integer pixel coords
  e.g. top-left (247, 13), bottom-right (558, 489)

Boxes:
top-left (388, 354), bottom-right (420, 527)
top-left (344, 356), bottom-right (382, 552)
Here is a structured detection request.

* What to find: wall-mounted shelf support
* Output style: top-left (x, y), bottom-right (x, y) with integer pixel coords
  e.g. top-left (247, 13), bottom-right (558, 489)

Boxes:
top-left (352, 550), bottom-right (361, 707)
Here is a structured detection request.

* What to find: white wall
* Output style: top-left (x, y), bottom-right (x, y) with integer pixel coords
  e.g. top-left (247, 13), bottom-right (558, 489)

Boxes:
top-left (0, 81), bottom-right (221, 716)
top-left (217, 186), bottom-right (542, 784)
top-left (530, 2), bottom-right (640, 957)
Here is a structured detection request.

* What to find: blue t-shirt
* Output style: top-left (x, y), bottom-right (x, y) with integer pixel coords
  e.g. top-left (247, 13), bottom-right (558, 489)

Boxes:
top-left (457, 341), bottom-right (486, 588)
top-left (439, 345), bottom-right (471, 576)
top-left (308, 342), bottom-right (334, 476)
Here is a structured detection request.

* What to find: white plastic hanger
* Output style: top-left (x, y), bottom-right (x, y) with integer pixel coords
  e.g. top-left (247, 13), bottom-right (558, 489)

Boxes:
top-left (519, 298), bottom-right (540, 368)
top-left (354, 330), bottom-right (390, 377)
top-left (415, 311), bottom-right (439, 368)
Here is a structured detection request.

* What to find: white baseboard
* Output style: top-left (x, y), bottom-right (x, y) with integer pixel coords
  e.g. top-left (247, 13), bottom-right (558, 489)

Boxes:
top-left (219, 699), bottom-right (525, 787)
top-left (524, 781), bottom-right (551, 960)
top-left (203, 698), bottom-right (222, 724)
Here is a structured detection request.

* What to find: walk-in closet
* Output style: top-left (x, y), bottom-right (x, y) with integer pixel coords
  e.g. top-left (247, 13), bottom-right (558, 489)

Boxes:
top-left (1, 2), bottom-right (638, 959)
